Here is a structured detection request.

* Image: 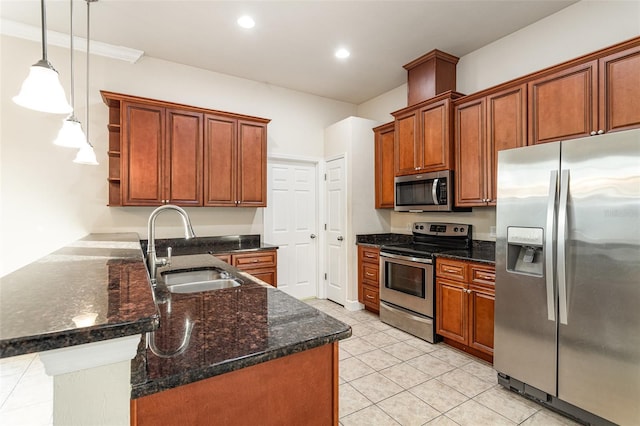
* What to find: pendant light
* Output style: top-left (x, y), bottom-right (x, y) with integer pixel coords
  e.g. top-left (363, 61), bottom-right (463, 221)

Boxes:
top-left (13, 0), bottom-right (73, 114)
top-left (73, 0), bottom-right (98, 165)
top-left (54, 0), bottom-right (87, 148)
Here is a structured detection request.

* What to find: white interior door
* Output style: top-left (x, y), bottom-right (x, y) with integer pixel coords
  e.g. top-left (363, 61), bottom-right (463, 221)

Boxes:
top-left (325, 157), bottom-right (346, 305)
top-left (264, 159), bottom-right (318, 299)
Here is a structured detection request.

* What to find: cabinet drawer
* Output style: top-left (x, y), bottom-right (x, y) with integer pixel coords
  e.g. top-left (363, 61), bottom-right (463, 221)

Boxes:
top-left (361, 247), bottom-right (380, 264)
top-left (361, 263), bottom-right (379, 285)
top-left (232, 251), bottom-right (277, 269)
top-left (362, 285), bottom-right (379, 310)
top-left (436, 259), bottom-right (468, 281)
top-left (471, 265), bottom-right (495, 288)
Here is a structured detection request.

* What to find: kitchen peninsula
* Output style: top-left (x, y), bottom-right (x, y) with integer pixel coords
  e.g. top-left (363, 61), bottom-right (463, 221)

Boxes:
top-left (0, 233), bottom-right (350, 426)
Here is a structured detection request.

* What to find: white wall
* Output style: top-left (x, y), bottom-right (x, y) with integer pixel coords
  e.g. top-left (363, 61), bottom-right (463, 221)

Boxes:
top-left (0, 35), bottom-right (355, 276)
top-left (356, 0), bottom-right (640, 241)
top-left (324, 117), bottom-right (391, 307)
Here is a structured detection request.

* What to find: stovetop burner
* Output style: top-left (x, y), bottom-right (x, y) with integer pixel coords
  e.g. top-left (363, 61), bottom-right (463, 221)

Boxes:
top-left (380, 222), bottom-right (472, 258)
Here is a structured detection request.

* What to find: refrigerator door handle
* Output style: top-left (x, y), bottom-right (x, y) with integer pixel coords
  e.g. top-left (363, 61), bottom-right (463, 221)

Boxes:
top-left (545, 170), bottom-right (558, 322)
top-left (557, 169), bottom-right (570, 325)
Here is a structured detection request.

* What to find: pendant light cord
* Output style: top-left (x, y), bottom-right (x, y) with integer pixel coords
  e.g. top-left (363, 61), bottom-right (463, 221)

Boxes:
top-left (41, 0), bottom-right (48, 61)
top-left (69, 0), bottom-right (75, 111)
top-left (86, 0), bottom-right (91, 144)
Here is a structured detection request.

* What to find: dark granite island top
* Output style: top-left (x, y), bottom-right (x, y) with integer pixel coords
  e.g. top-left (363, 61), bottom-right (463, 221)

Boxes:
top-left (133, 254), bottom-right (351, 398)
top-left (0, 233), bottom-right (159, 358)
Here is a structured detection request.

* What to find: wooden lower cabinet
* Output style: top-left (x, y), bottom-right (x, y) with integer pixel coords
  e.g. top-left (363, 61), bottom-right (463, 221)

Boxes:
top-left (131, 343), bottom-right (339, 426)
top-left (436, 258), bottom-right (495, 363)
top-left (214, 249), bottom-right (277, 287)
top-left (357, 245), bottom-right (380, 313)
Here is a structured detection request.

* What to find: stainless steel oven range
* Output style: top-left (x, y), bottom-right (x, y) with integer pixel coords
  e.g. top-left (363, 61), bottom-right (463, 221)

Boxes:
top-left (379, 222), bottom-right (472, 343)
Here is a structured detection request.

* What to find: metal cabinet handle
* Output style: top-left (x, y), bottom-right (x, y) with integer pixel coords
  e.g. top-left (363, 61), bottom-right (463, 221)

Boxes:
top-left (310, 234), bottom-right (316, 239)
top-left (337, 236), bottom-right (344, 241)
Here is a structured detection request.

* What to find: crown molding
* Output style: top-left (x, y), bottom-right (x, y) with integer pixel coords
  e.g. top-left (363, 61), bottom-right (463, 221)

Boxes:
top-left (1, 19), bottom-right (144, 63)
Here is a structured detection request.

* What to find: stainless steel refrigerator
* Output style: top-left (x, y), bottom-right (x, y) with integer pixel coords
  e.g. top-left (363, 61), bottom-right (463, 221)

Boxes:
top-left (495, 129), bottom-right (640, 426)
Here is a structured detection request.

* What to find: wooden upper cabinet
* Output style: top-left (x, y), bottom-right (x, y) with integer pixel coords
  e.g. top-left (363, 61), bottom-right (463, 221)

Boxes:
top-left (455, 84), bottom-right (526, 207)
top-left (204, 114), bottom-right (237, 207)
top-left (103, 91), bottom-right (270, 207)
top-left (394, 110), bottom-right (418, 175)
top-left (393, 92), bottom-right (460, 176)
top-left (122, 102), bottom-right (165, 206)
top-left (486, 84), bottom-right (527, 202)
top-left (599, 45), bottom-right (640, 133)
top-left (373, 122), bottom-right (395, 209)
top-left (166, 109), bottom-right (203, 206)
top-left (204, 116), bottom-right (267, 207)
top-left (528, 61), bottom-right (598, 145)
top-left (237, 120), bottom-right (267, 207)
top-left (455, 98), bottom-right (486, 207)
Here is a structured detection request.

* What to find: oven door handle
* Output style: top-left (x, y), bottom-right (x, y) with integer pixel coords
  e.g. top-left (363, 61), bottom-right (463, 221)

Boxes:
top-left (380, 252), bottom-right (432, 264)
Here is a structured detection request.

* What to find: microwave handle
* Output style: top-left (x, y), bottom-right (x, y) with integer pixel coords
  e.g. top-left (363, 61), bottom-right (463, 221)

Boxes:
top-left (432, 178), bottom-right (439, 205)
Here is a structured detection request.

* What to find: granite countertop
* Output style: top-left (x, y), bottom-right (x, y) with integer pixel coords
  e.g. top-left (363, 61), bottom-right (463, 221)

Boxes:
top-left (140, 235), bottom-right (278, 257)
top-left (0, 232), bottom-right (349, 397)
top-left (356, 233), bottom-right (495, 264)
top-left (356, 233), bottom-right (413, 246)
top-left (435, 240), bottom-right (496, 264)
top-left (132, 254), bottom-right (351, 399)
top-left (0, 233), bottom-right (159, 358)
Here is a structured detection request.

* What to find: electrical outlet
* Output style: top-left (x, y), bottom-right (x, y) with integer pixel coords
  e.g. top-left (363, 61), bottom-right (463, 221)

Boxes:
top-left (489, 226), bottom-right (497, 237)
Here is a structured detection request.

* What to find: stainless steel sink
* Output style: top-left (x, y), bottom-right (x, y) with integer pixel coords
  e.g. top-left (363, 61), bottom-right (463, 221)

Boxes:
top-left (160, 267), bottom-right (242, 293)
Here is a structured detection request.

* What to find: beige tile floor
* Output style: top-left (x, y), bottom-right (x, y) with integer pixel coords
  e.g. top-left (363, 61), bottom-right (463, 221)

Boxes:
top-left (305, 298), bottom-right (581, 426)
top-left (0, 299), bottom-right (581, 426)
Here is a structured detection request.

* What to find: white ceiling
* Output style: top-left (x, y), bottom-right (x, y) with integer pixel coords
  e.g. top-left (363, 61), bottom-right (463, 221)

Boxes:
top-left (1, 0), bottom-right (577, 104)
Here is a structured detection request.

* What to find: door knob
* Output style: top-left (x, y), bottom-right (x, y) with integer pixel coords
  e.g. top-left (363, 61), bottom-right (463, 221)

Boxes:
top-left (310, 234), bottom-right (316, 239)
top-left (337, 236), bottom-right (344, 241)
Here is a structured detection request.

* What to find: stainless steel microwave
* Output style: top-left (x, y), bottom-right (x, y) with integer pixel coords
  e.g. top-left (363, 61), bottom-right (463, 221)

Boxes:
top-left (394, 170), bottom-right (461, 212)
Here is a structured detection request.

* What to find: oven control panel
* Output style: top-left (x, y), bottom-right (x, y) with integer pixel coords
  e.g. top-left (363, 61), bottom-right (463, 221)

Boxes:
top-left (413, 222), bottom-right (471, 237)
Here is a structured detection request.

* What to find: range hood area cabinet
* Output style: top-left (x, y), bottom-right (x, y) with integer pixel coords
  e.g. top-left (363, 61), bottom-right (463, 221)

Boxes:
top-left (529, 44), bottom-right (640, 145)
top-left (101, 91), bottom-right (270, 207)
top-left (392, 91), bottom-right (464, 176)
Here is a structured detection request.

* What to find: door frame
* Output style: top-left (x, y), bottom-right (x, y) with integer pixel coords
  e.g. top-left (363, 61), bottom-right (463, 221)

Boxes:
top-left (265, 153), bottom-right (324, 299)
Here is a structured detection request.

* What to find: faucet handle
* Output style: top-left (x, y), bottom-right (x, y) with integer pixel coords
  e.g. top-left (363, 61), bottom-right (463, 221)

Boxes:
top-left (166, 246), bottom-right (172, 267)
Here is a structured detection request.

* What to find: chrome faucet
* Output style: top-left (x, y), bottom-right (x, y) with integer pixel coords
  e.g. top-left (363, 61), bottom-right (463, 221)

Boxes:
top-left (146, 205), bottom-right (196, 283)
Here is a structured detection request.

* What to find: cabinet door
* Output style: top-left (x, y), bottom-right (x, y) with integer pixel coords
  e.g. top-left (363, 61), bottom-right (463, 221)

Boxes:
top-left (122, 102), bottom-right (165, 206)
top-left (486, 84), bottom-right (527, 204)
top-left (394, 110), bottom-right (419, 176)
top-left (374, 123), bottom-right (395, 208)
top-left (420, 99), bottom-right (452, 172)
top-left (528, 61), bottom-right (598, 145)
top-left (455, 98), bottom-right (486, 207)
top-left (166, 109), bottom-right (203, 206)
top-left (436, 278), bottom-right (467, 344)
top-left (468, 285), bottom-right (495, 356)
top-left (237, 120), bottom-right (267, 207)
top-left (599, 46), bottom-right (640, 134)
top-left (204, 114), bottom-right (237, 206)
top-left (246, 269), bottom-right (277, 287)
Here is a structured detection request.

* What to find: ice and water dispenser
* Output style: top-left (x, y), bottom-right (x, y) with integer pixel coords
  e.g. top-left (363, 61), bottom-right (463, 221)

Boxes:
top-left (506, 227), bottom-right (544, 276)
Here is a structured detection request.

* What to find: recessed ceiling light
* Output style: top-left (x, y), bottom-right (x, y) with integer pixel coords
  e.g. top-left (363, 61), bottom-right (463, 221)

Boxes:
top-left (335, 48), bottom-right (350, 59)
top-left (237, 15), bottom-right (255, 29)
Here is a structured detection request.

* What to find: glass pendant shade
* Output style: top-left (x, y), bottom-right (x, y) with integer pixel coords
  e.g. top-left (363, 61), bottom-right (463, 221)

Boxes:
top-left (73, 142), bottom-right (98, 165)
top-left (54, 115), bottom-right (87, 148)
top-left (13, 60), bottom-right (73, 115)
